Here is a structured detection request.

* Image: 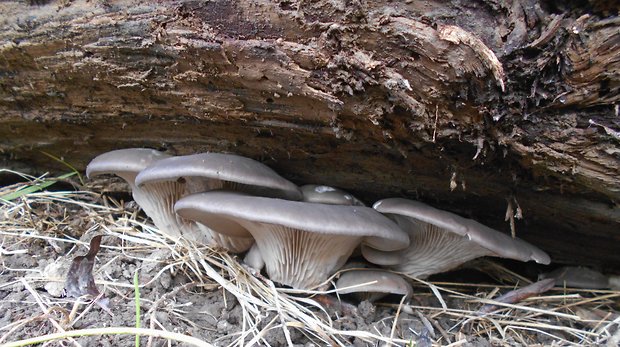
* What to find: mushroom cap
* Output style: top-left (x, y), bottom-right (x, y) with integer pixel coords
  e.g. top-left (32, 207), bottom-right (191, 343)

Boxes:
top-left (135, 153), bottom-right (302, 200)
top-left (175, 191), bottom-right (409, 289)
top-left (86, 148), bottom-right (171, 184)
top-left (301, 184), bottom-right (366, 206)
top-left (359, 243), bottom-right (408, 266)
top-left (372, 198), bottom-right (550, 265)
top-left (175, 191), bottom-right (409, 250)
top-left (541, 266), bottom-right (610, 289)
top-left (335, 269), bottom-right (413, 301)
top-left (86, 149), bottom-right (204, 244)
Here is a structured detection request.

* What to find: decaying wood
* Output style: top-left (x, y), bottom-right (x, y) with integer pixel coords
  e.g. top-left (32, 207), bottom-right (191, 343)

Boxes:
top-left (0, 1), bottom-right (618, 268)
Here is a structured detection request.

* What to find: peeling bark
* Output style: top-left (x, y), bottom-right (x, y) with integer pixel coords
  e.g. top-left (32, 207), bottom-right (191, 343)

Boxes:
top-left (1, 1), bottom-right (618, 268)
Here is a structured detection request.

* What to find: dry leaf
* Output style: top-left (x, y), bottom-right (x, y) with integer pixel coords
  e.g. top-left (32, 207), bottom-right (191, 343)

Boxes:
top-left (64, 235), bottom-right (112, 314)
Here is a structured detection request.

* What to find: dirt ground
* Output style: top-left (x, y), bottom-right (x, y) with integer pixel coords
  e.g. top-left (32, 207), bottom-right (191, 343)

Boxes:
top-left (0, 233), bottom-right (433, 346)
top-left (1, 176), bottom-right (618, 346)
top-left (0, 231), bottom-right (446, 346)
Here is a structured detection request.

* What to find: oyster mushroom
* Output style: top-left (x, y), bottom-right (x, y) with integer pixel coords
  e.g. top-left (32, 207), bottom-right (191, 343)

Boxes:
top-left (540, 266), bottom-right (610, 289)
top-left (134, 153), bottom-right (302, 252)
top-left (174, 191), bottom-right (409, 289)
top-left (335, 269), bottom-right (413, 302)
top-left (243, 184), bottom-right (365, 270)
top-left (301, 184), bottom-right (366, 206)
top-left (85, 148), bottom-right (180, 237)
top-left (362, 198), bottom-right (551, 278)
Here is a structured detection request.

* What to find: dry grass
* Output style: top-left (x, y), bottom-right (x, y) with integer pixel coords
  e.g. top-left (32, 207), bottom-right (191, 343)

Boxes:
top-left (1, 170), bottom-right (619, 346)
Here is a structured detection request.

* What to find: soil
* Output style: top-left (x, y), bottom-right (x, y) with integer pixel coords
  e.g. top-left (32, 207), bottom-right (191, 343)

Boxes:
top-left (0, 232), bottom-right (431, 346)
top-left (0, 234), bottom-right (426, 346)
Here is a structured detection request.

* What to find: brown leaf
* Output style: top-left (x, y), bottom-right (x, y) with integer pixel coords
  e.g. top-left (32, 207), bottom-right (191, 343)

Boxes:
top-left (64, 235), bottom-right (112, 313)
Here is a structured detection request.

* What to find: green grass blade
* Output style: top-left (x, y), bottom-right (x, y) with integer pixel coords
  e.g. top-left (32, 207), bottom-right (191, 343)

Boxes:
top-left (0, 172), bottom-right (76, 202)
top-left (134, 270), bottom-right (141, 347)
top-left (39, 150), bottom-right (84, 185)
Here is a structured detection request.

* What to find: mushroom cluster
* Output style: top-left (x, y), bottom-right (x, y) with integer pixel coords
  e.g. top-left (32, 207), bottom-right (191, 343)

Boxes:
top-left (87, 148), bottom-right (551, 294)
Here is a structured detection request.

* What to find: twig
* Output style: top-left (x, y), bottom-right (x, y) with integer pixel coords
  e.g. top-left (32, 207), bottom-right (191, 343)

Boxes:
top-left (20, 278), bottom-right (81, 347)
top-left (0, 327), bottom-right (214, 347)
top-left (478, 279), bottom-right (556, 314)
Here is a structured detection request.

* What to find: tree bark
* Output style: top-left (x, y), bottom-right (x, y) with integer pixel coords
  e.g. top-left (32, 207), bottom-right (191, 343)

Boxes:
top-left (1, 1), bottom-right (618, 269)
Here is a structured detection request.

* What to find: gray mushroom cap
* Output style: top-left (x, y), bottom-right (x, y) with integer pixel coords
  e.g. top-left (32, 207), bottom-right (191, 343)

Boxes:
top-left (175, 191), bottom-right (409, 289)
top-left (85, 148), bottom-right (195, 242)
top-left (363, 198), bottom-right (550, 278)
top-left (540, 266), bottom-right (610, 289)
top-left (86, 148), bottom-right (171, 185)
top-left (373, 198), bottom-right (550, 264)
top-left (301, 185), bottom-right (366, 206)
top-left (175, 191), bottom-right (408, 248)
top-left (131, 152), bottom-right (302, 252)
top-left (335, 269), bottom-right (413, 302)
top-left (242, 184), bottom-right (364, 274)
top-left (135, 153), bottom-right (302, 201)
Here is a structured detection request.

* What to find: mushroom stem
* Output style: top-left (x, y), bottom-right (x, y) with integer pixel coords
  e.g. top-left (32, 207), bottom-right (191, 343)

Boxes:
top-left (134, 180), bottom-right (190, 241)
top-left (244, 243), bottom-right (265, 271)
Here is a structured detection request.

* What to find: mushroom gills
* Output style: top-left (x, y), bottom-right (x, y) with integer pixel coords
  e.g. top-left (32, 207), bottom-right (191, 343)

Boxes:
top-left (368, 197), bottom-right (550, 278)
top-left (167, 180), bottom-right (256, 251)
top-left (372, 198), bottom-right (550, 265)
top-left (148, 179), bottom-right (253, 251)
top-left (86, 148), bottom-right (190, 240)
top-left (243, 221), bottom-right (361, 289)
top-left (362, 217), bottom-right (491, 278)
top-left (133, 180), bottom-right (189, 241)
top-left (194, 222), bottom-right (254, 253)
top-left (174, 191), bottom-right (409, 290)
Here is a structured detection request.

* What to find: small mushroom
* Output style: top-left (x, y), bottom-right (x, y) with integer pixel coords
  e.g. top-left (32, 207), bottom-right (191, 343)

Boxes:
top-left (174, 191), bottom-right (409, 289)
top-left (134, 152), bottom-right (303, 252)
top-left (335, 269), bottom-right (413, 302)
top-left (85, 148), bottom-right (181, 237)
top-left (301, 184), bottom-right (366, 206)
top-left (540, 266), bottom-right (610, 289)
top-left (362, 198), bottom-right (551, 278)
